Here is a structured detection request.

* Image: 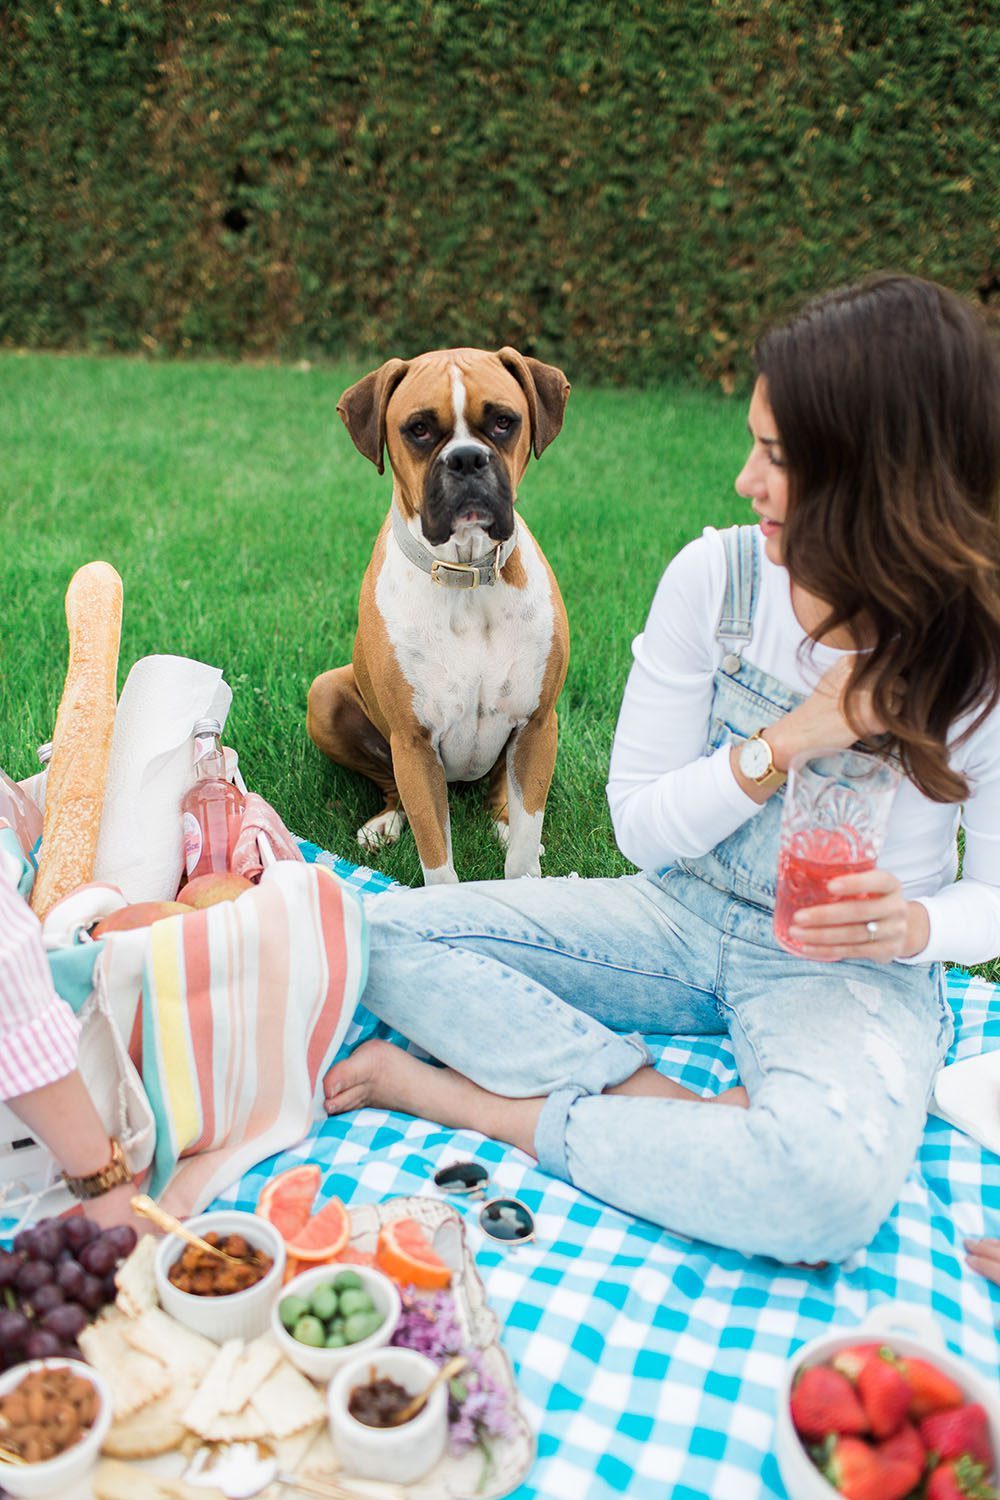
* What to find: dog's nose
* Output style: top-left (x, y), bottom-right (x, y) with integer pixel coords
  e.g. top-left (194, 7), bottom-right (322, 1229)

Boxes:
top-left (444, 445), bottom-right (490, 476)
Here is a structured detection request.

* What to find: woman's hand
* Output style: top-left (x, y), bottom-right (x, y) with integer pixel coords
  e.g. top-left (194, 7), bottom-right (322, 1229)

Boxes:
top-left (964, 1237), bottom-right (1000, 1287)
top-left (786, 867), bottom-right (929, 962)
top-left (767, 658), bottom-right (888, 770)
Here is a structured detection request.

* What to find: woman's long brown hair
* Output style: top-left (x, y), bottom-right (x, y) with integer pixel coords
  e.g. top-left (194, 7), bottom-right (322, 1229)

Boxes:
top-left (756, 273), bottom-right (1000, 803)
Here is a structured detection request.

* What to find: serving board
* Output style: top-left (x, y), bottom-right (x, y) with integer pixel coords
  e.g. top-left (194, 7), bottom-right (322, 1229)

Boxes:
top-left (2, 1197), bottom-right (534, 1500)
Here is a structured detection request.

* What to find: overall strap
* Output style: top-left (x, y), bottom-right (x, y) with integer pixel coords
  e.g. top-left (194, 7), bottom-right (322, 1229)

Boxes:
top-left (715, 525), bottom-right (759, 660)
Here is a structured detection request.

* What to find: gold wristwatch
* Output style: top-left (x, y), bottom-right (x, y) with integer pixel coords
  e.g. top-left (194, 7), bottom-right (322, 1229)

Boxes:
top-left (62, 1137), bottom-right (134, 1200)
top-left (737, 729), bottom-right (787, 792)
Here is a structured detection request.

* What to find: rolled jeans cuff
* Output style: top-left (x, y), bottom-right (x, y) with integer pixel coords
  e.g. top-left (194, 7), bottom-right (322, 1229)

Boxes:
top-left (534, 1030), bottom-right (651, 1180)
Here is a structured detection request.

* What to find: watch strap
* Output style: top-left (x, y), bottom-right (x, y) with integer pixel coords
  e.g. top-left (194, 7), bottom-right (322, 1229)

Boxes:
top-left (62, 1137), bottom-right (134, 1200)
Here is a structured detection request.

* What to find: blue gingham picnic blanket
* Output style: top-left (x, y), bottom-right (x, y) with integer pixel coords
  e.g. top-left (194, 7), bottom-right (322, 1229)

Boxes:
top-left (211, 844), bottom-right (1000, 1500)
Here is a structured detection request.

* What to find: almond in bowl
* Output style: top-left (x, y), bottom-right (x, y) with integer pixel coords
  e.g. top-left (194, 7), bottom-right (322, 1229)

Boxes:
top-left (0, 1359), bottom-right (111, 1498)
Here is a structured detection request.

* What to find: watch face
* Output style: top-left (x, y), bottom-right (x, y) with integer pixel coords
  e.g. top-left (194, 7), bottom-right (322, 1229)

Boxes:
top-left (739, 736), bottom-right (772, 780)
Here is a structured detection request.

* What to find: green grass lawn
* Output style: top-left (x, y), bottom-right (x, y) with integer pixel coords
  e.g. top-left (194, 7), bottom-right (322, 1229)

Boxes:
top-left (1, 351), bottom-right (991, 979)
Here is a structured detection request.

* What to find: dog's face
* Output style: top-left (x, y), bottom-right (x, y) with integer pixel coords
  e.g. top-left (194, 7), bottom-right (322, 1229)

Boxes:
top-left (338, 347), bottom-right (570, 547)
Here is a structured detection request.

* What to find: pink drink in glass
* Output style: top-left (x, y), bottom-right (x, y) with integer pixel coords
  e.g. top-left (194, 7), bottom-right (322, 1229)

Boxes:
top-left (773, 827), bottom-right (876, 957)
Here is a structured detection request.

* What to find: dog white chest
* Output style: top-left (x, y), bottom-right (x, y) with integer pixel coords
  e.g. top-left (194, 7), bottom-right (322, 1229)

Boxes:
top-left (376, 529), bottom-right (555, 781)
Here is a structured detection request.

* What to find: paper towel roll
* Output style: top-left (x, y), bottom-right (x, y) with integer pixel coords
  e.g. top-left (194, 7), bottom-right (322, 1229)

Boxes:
top-left (92, 655), bottom-right (233, 902)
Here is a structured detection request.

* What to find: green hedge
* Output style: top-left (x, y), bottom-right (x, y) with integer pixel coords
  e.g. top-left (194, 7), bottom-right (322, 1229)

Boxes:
top-left (1, 0), bottom-right (997, 385)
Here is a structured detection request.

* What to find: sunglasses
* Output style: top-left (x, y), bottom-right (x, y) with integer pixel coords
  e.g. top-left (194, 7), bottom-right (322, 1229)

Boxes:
top-left (433, 1160), bottom-right (535, 1244)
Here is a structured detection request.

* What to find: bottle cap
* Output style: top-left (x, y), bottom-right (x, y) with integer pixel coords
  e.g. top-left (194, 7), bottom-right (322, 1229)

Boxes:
top-left (37, 741), bottom-right (53, 765)
top-left (192, 718), bottom-right (223, 736)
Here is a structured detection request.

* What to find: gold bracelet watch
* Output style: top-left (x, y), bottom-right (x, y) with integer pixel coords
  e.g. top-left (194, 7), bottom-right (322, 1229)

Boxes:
top-left (62, 1137), bottom-right (134, 1200)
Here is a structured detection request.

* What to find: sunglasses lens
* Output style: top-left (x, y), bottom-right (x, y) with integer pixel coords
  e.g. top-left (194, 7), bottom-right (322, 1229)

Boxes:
top-left (434, 1161), bottom-right (490, 1194)
top-left (479, 1198), bottom-right (534, 1242)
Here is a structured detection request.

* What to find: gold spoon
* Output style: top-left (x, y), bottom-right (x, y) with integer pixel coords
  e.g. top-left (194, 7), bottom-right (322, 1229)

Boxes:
top-left (388, 1353), bottom-right (468, 1426)
top-left (0, 1443), bottom-right (27, 1465)
top-left (130, 1193), bottom-right (243, 1266)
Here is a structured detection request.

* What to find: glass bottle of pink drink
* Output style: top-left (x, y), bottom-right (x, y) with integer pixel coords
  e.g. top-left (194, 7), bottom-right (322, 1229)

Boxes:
top-left (180, 718), bottom-right (245, 879)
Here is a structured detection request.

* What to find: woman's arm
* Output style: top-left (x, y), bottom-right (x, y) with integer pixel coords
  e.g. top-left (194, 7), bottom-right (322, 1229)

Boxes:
top-left (0, 866), bottom-right (138, 1224)
top-left (607, 533), bottom-right (764, 869)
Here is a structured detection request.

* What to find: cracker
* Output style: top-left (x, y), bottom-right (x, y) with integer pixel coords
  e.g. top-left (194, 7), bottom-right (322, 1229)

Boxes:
top-left (297, 1421), bottom-right (340, 1477)
top-left (181, 1338), bottom-right (244, 1437)
top-left (219, 1331), bottom-right (283, 1414)
top-left (79, 1313), bottom-right (170, 1419)
top-left (101, 1371), bottom-right (199, 1459)
top-left (93, 1458), bottom-right (226, 1500)
top-left (249, 1357), bottom-right (326, 1437)
top-left (123, 1305), bottom-right (216, 1379)
top-left (194, 1405), bottom-right (272, 1442)
top-left (114, 1233), bottom-right (159, 1318)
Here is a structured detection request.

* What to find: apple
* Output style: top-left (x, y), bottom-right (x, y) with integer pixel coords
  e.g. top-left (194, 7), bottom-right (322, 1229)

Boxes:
top-left (91, 901), bottom-right (189, 937)
top-left (177, 872), bottom-right (253, 909)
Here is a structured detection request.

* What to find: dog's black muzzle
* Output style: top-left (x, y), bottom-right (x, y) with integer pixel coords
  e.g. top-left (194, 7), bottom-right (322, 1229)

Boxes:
top-left (422, 445), bottom-right (515, 546)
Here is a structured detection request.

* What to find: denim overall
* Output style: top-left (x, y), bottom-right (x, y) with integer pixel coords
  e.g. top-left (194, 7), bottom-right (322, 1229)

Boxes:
top-left (360, 527), bottom-right (952, 1263)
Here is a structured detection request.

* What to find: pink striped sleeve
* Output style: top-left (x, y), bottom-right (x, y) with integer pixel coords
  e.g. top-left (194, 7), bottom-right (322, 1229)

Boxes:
top-left (0, 871), bottom-right (81, 1100)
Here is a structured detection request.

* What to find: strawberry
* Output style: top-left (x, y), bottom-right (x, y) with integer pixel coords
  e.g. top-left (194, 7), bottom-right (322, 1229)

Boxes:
top-left (899, 1354), bottom-right (965, 1419)
top-left (832, 1343), bottom-right (881, 1383)
top-left (878, 1421), bottom-right (926, 1492)
top-left (926, 1455), bottom-right (1000, 1500)
top-left (857, 1352), bottom-right (912, 1437)
top-left (821, 1434), bottom-right (914, 1500)
top-left (791, 1364), bottom-right (868, 1441)
top-left (920, 1403), bottom-right (994, 1470)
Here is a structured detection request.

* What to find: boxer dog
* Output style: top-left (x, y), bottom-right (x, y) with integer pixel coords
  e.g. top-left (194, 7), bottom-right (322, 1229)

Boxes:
top-left (307, 346), bottom-right (570, 885)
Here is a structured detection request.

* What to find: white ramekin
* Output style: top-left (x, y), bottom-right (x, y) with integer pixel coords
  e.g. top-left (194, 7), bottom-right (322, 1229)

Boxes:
top-left (154, 1208), bottom-right (286, 1343)
top-left (328, 1346), bottom-right (449, 1484)
top-left (271, 1262), bottom-right (401, 1383)
top-left (0, 1358), bottom-right (112, 1499)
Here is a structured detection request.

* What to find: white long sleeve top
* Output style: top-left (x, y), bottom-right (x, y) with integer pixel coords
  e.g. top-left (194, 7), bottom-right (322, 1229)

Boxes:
top-left (606, 527), bottom-right (1000, 966)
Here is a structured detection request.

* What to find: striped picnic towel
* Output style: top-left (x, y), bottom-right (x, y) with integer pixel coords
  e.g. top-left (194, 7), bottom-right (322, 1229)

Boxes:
top-left (141, 860), bottom-right (368, 1215)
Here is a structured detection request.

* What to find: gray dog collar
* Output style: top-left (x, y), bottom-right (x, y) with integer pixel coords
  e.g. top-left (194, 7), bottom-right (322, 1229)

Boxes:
top-left (391, 506), bottom-right (517, 588)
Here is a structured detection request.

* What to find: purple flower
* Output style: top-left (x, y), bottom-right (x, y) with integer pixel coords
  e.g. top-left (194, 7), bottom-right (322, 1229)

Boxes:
top-left (391, 1289), bottom-right (513, 1456)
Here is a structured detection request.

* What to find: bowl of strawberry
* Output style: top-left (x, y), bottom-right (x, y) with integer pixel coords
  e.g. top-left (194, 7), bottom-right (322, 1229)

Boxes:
top-left (775, 1303), bottom-right (1000, 1500)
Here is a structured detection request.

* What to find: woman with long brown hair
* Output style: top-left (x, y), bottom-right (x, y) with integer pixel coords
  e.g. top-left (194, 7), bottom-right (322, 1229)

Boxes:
top-left (323, 273), bottom-right (1000, 1263)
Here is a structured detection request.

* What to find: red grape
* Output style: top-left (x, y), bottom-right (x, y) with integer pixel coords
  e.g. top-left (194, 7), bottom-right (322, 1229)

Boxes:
top-left (28, 1283), bottom-right (65, 1317)
top-left (15, 1259), bottom-right (54, 1296)
top-left (78, 1273), bottom-right (105, 1313)
top-left (0, 1249), bottom-right (22, 1288)
top-left (103, 1225), bottom-right (138, 1259)
top-left (32, 1221), bottom-right (66, 1262)
top-left (63, 1216), bottom-right (100, 1253)
top-left (0, 1308), bottom-right (30, 1352)
top-left (40, 1303), bottom-right (89, 1342)
top-left (23, 1329), bottom-right (61, 1360)
top-left (55, 1259), bottom-right (87, 1299)
top-left (79, 1236), bottom-right (118, 1279)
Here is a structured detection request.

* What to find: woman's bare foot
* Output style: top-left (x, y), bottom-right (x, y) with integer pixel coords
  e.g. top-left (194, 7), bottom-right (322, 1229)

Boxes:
top-left (323, 1040), bottom-right (544, 1155)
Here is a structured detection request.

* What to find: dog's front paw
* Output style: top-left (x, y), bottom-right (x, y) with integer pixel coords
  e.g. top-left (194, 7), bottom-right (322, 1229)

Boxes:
top-left (493, 820), bottom-right (544, 858)
top-left (358, 809), bottom-right (407, 849)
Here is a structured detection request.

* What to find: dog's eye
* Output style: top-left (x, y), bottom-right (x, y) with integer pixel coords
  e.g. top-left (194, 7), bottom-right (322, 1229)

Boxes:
top-left (406, 421), bottom-right (433, 443)
top-left (489, 413), bottom-right (517, 438)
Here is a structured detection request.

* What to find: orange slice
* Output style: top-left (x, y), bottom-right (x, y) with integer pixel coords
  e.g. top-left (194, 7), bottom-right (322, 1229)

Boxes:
top-left (256, 1163), bottom-right (321, 1242)
top-left (376, 1217), bottom-right (452, 1289)
top-left (285, 1196), bottom-right (351, 1262)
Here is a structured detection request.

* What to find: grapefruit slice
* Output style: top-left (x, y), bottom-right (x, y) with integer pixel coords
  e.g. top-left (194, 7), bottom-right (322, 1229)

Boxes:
top-left (376, 1217), bottom-right (452, 1289)
top-left (282, 1254), bottom-right (304, 1285)
top-left (285, 1196), bottom-right (351, 1262)
top-left (256, 1163), bottom-right (321, 1242)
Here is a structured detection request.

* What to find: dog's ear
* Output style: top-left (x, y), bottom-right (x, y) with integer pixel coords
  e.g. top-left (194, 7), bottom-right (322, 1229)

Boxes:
top-left (337, 359), bottom-right (410, 475)
top-left (496, 348), bottom-right (571, 458)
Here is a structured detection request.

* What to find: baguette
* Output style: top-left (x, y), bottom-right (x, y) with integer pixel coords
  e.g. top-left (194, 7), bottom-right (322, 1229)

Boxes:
top-left (30, 561), bottom-right (123, 919)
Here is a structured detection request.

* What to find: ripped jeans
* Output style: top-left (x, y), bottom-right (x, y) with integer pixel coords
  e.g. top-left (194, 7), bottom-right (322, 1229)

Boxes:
top-left (362, 867), bottom-right (952, 1263)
